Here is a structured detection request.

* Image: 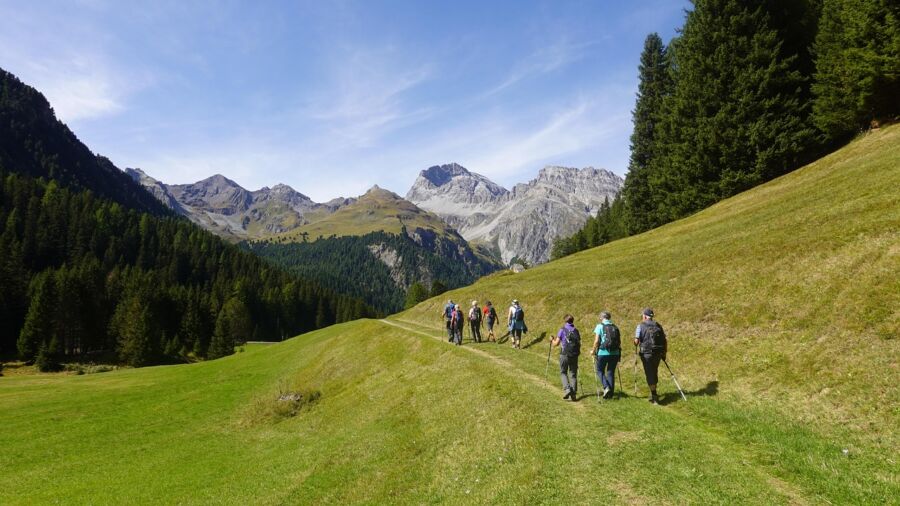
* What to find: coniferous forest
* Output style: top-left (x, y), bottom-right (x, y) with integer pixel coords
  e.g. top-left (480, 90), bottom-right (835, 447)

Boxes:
top-left (553, 0), bottom-right (899, 260)
top-left (0, 70), bottom-right (375, 369)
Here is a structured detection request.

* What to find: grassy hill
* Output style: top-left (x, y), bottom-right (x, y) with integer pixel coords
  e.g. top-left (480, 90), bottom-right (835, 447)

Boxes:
top-left (1, 126), bottom-right (898, 504)
top-left (275, 186), bottom-right (460, 242)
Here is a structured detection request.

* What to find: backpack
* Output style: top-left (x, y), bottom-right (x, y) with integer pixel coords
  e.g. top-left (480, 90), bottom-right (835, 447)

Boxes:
top-left (599, 323), bottom-right (621, 352)
top-left (487, 307), bottom-right (497, 321)
top-left (444, 304), bottom-right (453, 319)
top-left (468, 307), bottom-right (480, 322)
top-left (514, 306), bottom-right (525, 322)
top-left (562, 327), bottom-right (581, 357)
top-left (639, 321), bottom-right (666, 355)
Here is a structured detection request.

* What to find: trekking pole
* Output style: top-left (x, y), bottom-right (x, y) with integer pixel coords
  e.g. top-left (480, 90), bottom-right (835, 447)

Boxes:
top-left (592, 355), bottom-right (601, 402)
top-left (663, 359), bottom-right (688, 401)
top-left (617, 362), bottom-right (624, 399)
top-left (544, 340), bottom-right (552, 382)
top-left (632, 345), bottom-right (639, 396)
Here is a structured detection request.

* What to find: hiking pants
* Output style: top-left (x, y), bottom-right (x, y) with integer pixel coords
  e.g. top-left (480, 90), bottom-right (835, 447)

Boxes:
top-left (596, 355), bottom-right (620, 392)
top-left (559, 354), bottom-right (578, 395)
top-left (445, 320), bottom-right (453, 342)
top-left (640, 354), bottom-right (662, 387)
top-left (469, 321), bottom-right (481, 342)
top-left (511, 328), bottom-right (522, 345)
top-left (453, 324), bottom-right (462, 346)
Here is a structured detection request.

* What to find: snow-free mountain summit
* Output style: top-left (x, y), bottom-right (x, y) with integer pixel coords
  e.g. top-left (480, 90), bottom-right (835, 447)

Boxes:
top-left (406, 163), bottom-right (623, 264)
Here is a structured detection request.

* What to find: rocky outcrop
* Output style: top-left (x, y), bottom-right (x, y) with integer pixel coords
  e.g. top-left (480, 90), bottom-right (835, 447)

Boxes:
top-left (406, 163), bottom-right (623, 265)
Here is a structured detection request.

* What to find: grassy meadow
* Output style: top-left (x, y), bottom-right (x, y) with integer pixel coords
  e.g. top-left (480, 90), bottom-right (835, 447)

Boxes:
top-left (1, 126), bottom-right (898, 504)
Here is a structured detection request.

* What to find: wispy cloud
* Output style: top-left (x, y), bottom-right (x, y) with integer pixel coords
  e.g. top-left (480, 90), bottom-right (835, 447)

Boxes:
top-left (482, 38), bottom-right (601, 98)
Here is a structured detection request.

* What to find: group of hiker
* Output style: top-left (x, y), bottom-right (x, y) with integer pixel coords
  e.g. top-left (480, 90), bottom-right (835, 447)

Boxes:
top-left (441, 299), bottom-right (525, 348)
top-left (442, 300), bottom-right (671, 405)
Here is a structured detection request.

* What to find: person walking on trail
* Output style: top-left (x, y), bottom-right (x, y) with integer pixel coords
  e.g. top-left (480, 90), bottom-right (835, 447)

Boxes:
top-left (468, 300), bottom-right (483, 343)
top-left (634, 307), bottom-right (667, 404)
top-left (483, 301), bottom-right (498, 342)
top-left (507, 299), bottom-right (527, 349)
top-left (552, 314), bottom-right (581, 401)
top-left (592, 311), bottom-right (621, 399)
top-left (449, 304), bottom-right (464, 346)
top-left (442, 299), bottom-right (455, 342)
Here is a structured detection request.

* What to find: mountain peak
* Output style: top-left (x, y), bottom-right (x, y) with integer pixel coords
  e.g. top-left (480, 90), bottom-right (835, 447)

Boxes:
top-left (420, 163), bottom-right (471, 187)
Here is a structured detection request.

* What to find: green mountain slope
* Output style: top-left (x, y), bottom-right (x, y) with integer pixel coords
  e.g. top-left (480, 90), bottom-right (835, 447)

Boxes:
top-left (1, 126), bottom-right (898, 504)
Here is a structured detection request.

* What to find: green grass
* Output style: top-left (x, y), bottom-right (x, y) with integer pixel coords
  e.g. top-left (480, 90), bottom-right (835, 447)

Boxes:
top-left (1, 126), bottom-right (898, 504)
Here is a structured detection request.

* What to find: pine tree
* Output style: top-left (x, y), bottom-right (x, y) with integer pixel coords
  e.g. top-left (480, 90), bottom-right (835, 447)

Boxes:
top-left (654, 0), bottom-right (818, 222)
top-left (404, 282), bottom-right (429, 309)
top-left (17, 270), bottom-right (56, 360)
top-left (622, 33), bottom-right (673, 234)
top-left (812, 0), bottom-right (900, 144)
top-left (111, 295), bottom-right (157, 367)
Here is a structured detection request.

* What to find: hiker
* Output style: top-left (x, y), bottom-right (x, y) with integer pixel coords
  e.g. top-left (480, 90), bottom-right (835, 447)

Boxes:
top-left (552, 314), bottom-right (581, 401)
top-left (442, 299), bottom-right (455, 342)
top-left (592, 311), bottom-right (621, 399)
top-left (450, 304), bottom-right (464, 346)
top-left (507, 299), bottom-right (527, 349)
top-left (482, 301), bottom-right (498, 342)
top-left (468, 300), bottom-right (483, 343)
top-left (634, 307), bottom-right (667, 404)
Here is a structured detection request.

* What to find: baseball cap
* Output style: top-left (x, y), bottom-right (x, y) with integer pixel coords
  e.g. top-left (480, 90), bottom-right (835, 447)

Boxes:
top-left (642, 307), bottom-right (654, 317)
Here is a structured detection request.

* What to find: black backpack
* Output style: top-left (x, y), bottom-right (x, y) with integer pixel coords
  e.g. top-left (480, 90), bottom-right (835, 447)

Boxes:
top-left (639, 321), bottom-right (666, 355)
top-left (562, 327), bottom-right (581, 357)
top-left (599, 323), bottom-right (621, 352)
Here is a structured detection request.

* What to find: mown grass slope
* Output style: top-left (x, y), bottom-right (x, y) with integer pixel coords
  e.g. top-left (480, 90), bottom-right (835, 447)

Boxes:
top-left (1, 126), bottom-right (898, 504)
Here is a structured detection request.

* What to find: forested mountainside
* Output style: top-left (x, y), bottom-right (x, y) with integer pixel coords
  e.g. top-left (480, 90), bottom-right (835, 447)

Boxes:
top-left (0, 69), bottom-right (169, 216)
top-left (0, 68), bottom-right (375, 368)
top-left (245, 230), bottom-right (496, 314)
top-left (553, 0), bottom-right (900, 260)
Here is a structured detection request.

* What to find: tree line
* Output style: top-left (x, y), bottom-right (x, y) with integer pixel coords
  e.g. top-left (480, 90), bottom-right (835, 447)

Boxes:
top-left (553, 0), bottom-right (899, 260)
top-left (244, 230), bottom-right (485, 314)
top-left (0, 169), bottom-right (375, 369)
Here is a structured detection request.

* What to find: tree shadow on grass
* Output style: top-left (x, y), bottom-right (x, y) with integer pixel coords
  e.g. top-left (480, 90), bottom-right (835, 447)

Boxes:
top-left (522, 332), bottom-right (547, 349)
top-left (658, 380), bottom-right (719, 405)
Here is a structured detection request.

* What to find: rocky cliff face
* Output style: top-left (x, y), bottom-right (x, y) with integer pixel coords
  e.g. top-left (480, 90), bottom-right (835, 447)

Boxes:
top-left (126, 169), bottom-right (355, 241)
top-left (405, 163), bottom-right (623, 265)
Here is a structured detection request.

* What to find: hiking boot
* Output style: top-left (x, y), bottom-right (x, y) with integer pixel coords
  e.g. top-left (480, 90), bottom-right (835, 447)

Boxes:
top-left (602, 387), bottom-right (611, 399)
top-left (562, 391), bottom-right (571, 400)
top-left (649, 392), bottom-right (659, 405)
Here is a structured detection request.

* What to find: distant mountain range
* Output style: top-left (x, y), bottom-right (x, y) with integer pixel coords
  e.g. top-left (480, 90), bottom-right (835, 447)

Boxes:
top-left (130, 162), bottom-right (623, 265)
top-left (407, 163), bottom-right (623, 264)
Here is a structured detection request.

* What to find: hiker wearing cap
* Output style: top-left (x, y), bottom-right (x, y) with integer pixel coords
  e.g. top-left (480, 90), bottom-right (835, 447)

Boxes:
top-left (468, 300), bottom-right (483, 343)
top-left (507, 299), bottom-right (527, 349)
top-left (634, 307), bottom-right (667, 404)
top-left (592, 311), bottom-right (622, 399)
top-left (450, 304), bottom-right (464, 346)
top-left (483, 301), bottom-right (498, 342)
top-left (442, 299), bottom-right (455, 342)
top-left (552, 314), bottom-right (581, 401)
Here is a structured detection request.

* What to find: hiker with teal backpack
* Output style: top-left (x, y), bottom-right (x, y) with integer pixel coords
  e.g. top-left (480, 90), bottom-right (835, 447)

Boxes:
top-left (634, 307), bottom-right (667, 404)
top-left (592, 311), bottom-right (621, 399)
top-left (552, 314), bottom-right (581, 401)
top-left (507, 299), bottom-right (527, 349)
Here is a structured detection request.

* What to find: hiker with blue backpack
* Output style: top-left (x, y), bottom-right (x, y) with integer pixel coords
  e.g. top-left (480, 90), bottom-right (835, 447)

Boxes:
top-left (507, 299), bottom-right (527, 349)
top-left (592, 311), bottom-right (621, 399)
top-left (442, 299), bottom-right (455, 342)
top-left (552, 314), bottom-right (581, 401)
top-left (634, 307), bottom-right (667, 404)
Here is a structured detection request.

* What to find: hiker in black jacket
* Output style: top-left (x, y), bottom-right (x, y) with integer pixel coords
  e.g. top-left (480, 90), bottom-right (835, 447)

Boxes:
top-left (634, 307), bottom-right (667, 404)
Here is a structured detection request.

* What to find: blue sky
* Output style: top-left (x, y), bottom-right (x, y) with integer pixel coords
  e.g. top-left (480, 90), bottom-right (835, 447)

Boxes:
top-left (0, 0), bottom-right (688, 201)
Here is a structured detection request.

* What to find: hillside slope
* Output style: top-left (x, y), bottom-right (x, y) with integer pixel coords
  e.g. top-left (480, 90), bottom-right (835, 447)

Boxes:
top-left (1, 126), bottom-right (897, 504)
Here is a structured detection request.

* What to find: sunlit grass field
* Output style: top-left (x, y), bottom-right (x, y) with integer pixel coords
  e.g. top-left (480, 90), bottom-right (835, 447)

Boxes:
top-left (1, 126), bottom-right (897, 504)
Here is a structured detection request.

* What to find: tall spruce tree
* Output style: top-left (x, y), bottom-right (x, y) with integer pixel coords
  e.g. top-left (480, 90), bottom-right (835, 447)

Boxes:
top-left (622, 33), bottom-right (673, 234)
top-left (17, 270), bottom-right (56, 360)
top-left (812, 0), bottom-right (900, 144)
top-left (654, 0), bottom-right (817, 222)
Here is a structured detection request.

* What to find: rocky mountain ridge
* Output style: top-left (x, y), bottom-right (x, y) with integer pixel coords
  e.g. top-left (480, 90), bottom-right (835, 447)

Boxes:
top-left (405, 163), bottom-right (623, 264)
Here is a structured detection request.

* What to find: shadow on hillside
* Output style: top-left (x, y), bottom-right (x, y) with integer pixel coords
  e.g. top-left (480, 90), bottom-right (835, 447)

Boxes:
top-left (522, 332), bottom-right (547, 349)
top-left (658, 380), bottom-right (719, 405)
